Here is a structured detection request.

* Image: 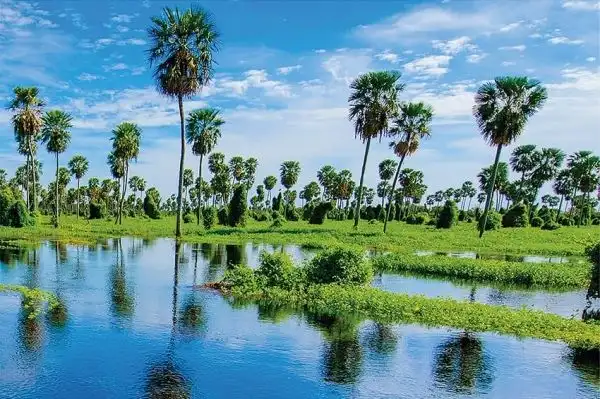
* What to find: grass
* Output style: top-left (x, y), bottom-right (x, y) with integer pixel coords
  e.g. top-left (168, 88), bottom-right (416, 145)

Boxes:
top-left (0, 214), bottom-right (597, 256)
top-left (372, 253), bottom-right (593, 289)
top-left (217, 284), bottom-right (600, 349)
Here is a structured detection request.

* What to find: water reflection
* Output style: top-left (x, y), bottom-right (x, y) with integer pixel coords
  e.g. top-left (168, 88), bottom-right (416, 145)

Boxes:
top-left (568, 348), bottom-right (600, 387)
top-left (18, 300), bottom-right (44, 353)
top-left (110, 239), bottom-right (135, 320)
top-left (415, 250), bottom-right (577, 264)
top-left (582, 263), bottom-right (599, 321)
top-left (432, 332), bottom-right (494, 395)
top-left (364, 323), bottom-right (398, 356)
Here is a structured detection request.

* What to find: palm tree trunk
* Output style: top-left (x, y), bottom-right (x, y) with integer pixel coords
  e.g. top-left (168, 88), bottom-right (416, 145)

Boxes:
top-left (468, 197), bottom-right (473, 210)
top-left (54, 152), bottom-right (59, 228)
top-left (175, 95), bottom-right (185, 238)
top-left (29, 136), bottom-right (37, 212)
top-left (117, 162), bottom-right (128, 225)
top-left (353, 138), bottom-right (372, 228)
top-left (76, 178), bottom-right (80, 219)
top-left (479, 144), bottom-right (503, 238)
top-left (197, 154), bottom-right (203, 225)
top-left (557, 195), bottom-right (564, 216)
top-left (380, 189), bottom-right (386, 208)
top-left (384, 153), bottom-right (407, 233)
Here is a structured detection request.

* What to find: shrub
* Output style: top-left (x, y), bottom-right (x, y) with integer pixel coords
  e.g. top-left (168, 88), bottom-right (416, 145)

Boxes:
top-left (458, 210), bottom-right (466, 221)
top-left (541, 221), bottom-right (560, 230)
top-left (6, 201), bottom-right (30, 227)
top-left (302, 203), bottom-right (315, 221)
top-left (306, 248), bottom-right (373, 286)
top-left (347, 207), bottom-right (354, 220)
top-left (183, 213), bottom-right (194, 224)
top-left (202, 207), bottom-right (216, 229)
top-left (270, 215), bottom-right (285, 228)
top-left (0, 188), bottom-right (15, 226)
top-left (228, 185), bottom-right (247, 227)
top-left (217, 207), bottom-right (229, 225)
top-left (436, 200), bottom-right (458, 229)
top-left (368, 219), bottom-right (378, 224)
top-left (557, 215), bottom-right (574, 226)
top-left (143, 196), bottom-right (160, 220)
top-left (252, 210), bottom-right (271, 222)
top-left (502, 203), bottom-right (529, 228)
top-left (586, 242), bottom-right (600, 265)
top-left (592, 218), bottom-right (600, 226)
top-left (530, 216), bottom-right (544, 227)
top-left (285, 207), bottom-right (301, 221)
top-left (478, 210), bottom-right (502, 231)
top-left (537, 206), bottom-right (557, 225)
top-left (223, 264), bottom-right (260, 292)
top-left (309, 202), bottom-right (334, 225)
top-left (89, 202), bottom-right (106, 220)
top-left (272, 192), bottom-right (284, 213)
top-left (255, 251), bottom-right (298, 289)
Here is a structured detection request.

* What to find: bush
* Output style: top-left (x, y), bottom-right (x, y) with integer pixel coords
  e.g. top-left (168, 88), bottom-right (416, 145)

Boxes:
top-left (586, 242), bottom-right (600, 265)
top-left (537, 206), bottom-right (557, 225)
top-left (6, 201), bottom-right (30, 227)
top-left (0, 187), bottom-right (16, 226)
top-left (347, 207), bottom-right (354, 220)
top-left (285, 207), bottom-right (301, 221)
top-left (89, 202), bottom-right (106, 220)
top-left (217, 207), bottom-right (229, 225)
top-left (202, 207), bottom-right (216, 229)
top-left (478, 210), bottom-right (502, 231)
top-left (223, 264), bottom-right (259, 292)
top-left (557, 215), bottom-right (575, 226)
top-left (436, 200), bottom-right (458, 229)
top-left (541, 221), bottom-right (560, 230)
top-left (143, 197), bottom-right (160, 220)
top-left (309, 202), bottom-right (334, 225)
top-left (530, 216), bottom-right (544, 227)
top-left (592, 218), bottom-right (600, 226)
top-left (502, 203), bottom-right (529, 228)
top-left (302, 203), bottom-right (315, 221)
top-left (183, 213), bottom-right (194, 224)
top-left (228, 185), bottom-right (247, 227)
top-left (270, 215), bottom-right (285, 228)
top-left (368, 219), bottom-right (378, 224)
top-left (306, 248), bottom-right (373, 286)
top-left (252, 210), bottom-right (271, 222)
top-left (406, 212), bottom-right (429, 225)
top-left (458, 210), bottom-right (466, 222)
top-left (255, 251), bottom-right (298, 289)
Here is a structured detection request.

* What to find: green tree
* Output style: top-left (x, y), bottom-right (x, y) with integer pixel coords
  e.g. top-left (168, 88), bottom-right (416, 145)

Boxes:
top-left (567, 151), bottom-right (600, 226)
top-left (280, 161), bottom-right (301, 213)
top-left (553, 169), bottom-right (575, 215)
top-left (228, 156), bottom-right (245, 184)
top-left (378, 159), bottom-right (397, 207)
top-left (509, 144), bottom-right (538, 199)
top-left (129, 176), bottom-right (141, 200)
top-left (317, 165), bottom-right (337, 200)
top-left (148, 6), bottom-right (219, 237)
top-left (302, 181), bottom-right (321, 203)
top-left (349, 71), bottom-right (403, 229)
top-left (110, 122), bottom-right (142, 224)
top-left (384, 101), bottom-right (433, 233)
top-left (243, 157), bottom-right (258, 192)
top-left (528, 148), bottom-right (565, 207)
top-left (9, 86), bottom-right (44, 211)
top-left (183, 168), bottom-right (194, 203)
top-left (67, 155), bottom-right (89, 219)
top-left (263, 175), bottom-right (277, 203)
top-left (474, 76), bottom-right (547, 237)
top-left (41, 110), bottom-right (72, 227)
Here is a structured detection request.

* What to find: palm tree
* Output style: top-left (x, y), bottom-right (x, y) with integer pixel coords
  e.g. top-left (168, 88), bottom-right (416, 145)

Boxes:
top-left (183, 168), bottom-right (194, 203)
top-left (148, 6), bottom-right (219, 238)
top-left (567, 151), bottom-right (600, 226)
top-left (509, 144), bottom-right (537, 200)
top-left (110, 122), bottom-right (142, 225)
top-left (384, 101), bottom-right (433, 233)
top-left (137, 177), bottom-right (146, 201)
top-left (348, 70), bottom-right (404, 229)
top-left (129, 176), bottom-right (141, 200)
top-left (41, 110), bottom-right (72, 227)
top-left (243, 157), bottom-right (258, 192)
top-left (528, 148), bottom-right (565, 208)
top-left (378, 159), bottom-right (397, 207)
top-left (67, 155), bottom-right (89, 219)
top-left (263, 176), bottom-right (277, 203)
top-left (280, 161), bottom-right (301, 213)
top-left (473, 76), bottom-right (547, 237)
top-left (9, 86), bottom-right (44, 212)
top-left (186, 107), bottom-right (224, 223)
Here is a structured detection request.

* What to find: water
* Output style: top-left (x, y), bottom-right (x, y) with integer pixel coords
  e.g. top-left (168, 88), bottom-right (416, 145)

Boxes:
top-left (414, 250), bottom-right (587, 264)
top-left (0, 238), bottom-right (598, 398)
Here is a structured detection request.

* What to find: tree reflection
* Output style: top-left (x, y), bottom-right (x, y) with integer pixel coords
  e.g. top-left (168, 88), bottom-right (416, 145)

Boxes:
top-left (568, 348), bottom-right (599, 387)
top-left (110, 238), bottom-right (135, 319)
top-left (365, 323), bottom-right (398, 356)
top-left (225, 244), bottom-right (245, 267)
top-left (144, 242), bottom-right (191, 398)
top-left (582, 262), bottom-right (599, 321)
top-left (432, 332), bottom-right (494, 395)
top-left (18, 300), bottom-right (44, 353)
top-left (306, 311), bottom-right (363, 384)
top-left (257, 301), bottom-right (296, 324)
top-left (178, 246), bottom-right (207, 337)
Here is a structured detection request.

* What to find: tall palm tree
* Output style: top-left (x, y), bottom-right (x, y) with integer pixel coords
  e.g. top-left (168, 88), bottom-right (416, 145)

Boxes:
top-left (378, 159), bottom-right (397, 207)
top-left (148, 6), bottom-right (219, 238)
top-left (280, 161), bottom-right (301, 213)
top-left (67, 155), bottom-right (89, 219)
top-left (348, 70), bottom-right (403, 229)
top-left (473, 76), bottom-right (547, 237)
top-left (567, 151), bottom-right (600, 226)
top-left (41, 110), bottom-right (72, 228)
top-left (110, 122), bottom-right (142, 225)
top-left (509, 144), bottom-right (538, 200)
top-left (9, 86), bottom-right (44, 212)
top-left (383, 101), bottom-right (433, 233)
top-left (186, 107), bottom-right (224, 224)
top-left (263, 176), bottom-right (277, 203)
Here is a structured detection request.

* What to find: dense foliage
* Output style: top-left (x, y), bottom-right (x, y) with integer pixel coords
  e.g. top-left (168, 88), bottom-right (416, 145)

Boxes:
top-left (309, 202), bottom-right (334, 225)
top-left (502, 203), bottom-right (529, 228)
top-left (228, 185), bottom-right (247, 227)
top-left (436, 200), bottom-right (458, 229)
top-left (306, 248), bottom-right (373, 286)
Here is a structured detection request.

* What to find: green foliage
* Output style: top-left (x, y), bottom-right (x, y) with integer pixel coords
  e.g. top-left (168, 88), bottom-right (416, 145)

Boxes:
top-left (309, 201), bottom-right (334, 225)
top-left (270, 214), bottom-right (285, 228)
top-left (89, 202), bottom-right (106, 219)
top-left (592, 218), bottom-right (600, 226)
top-left (302, 203), bottom-right (315, 221)
top-left (306, 248), bottom-right (373, 286)
top-left (372, 253), bottom-right (591, 288)
top-left (217, 207), bottom-right (229, 225)
top-left (537, 206), bottom-right (557, 225)
top-left (6, 201), bottom-right (31, 227)
top-left (586, 242), bottom-right (600, 265)
top-left (255, 251), bottom-right (300, 290)
top-left (0, 187), bottom-right (15, 226)
top-left (558, 215), bottom-right (575, 226)
top-left (228, 185), bottom-right (247, 227)
top-left (407, 212), bottom-right (429, 225)
top-left (143, 189), bottom-right (161, 219)
top-left (478, 210), bottom-right (501, 231)
top-left (251, 210), bottom-right (271, 222)
top-left (530, 216), bottom-right (544, 227)
top-left (202, 207), bottom-right (216, 229)
top-left (222, 264), bottom-right (260, 293)
top-left (436, 200), bottom-right (458, 229)
top-left (0, 284), bottom-right (60, 319)
top-left (541, 221), bottom-right (560, 231)
top-left (502, 203), bottom-right (530, 228)
top-left (183, 213), bottom-right (194, 224)
top-left (285, 207), bottom-right (301, 221)
top-left (458, 210), bottom-right (466, 221)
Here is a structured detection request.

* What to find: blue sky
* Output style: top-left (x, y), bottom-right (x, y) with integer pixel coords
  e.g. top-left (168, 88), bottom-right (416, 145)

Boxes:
top-left (0, 0), bottom-right (598, 198)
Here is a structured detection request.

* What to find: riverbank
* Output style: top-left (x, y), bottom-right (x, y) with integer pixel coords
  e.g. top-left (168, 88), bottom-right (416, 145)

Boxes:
top-left (0, 215), bottom-right (597, 256)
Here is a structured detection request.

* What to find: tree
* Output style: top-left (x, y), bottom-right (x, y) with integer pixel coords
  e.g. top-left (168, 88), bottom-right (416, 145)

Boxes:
top-left (280, 161), bottom-right (301, 213)
top-left (228, 156), bottom-right (245, 183)
top-left (183, 168), bottom-right (194, 203)
top-left (68, 155), bottom-right (89, 219)
top-left (263, 176), bottom-right (277, 202)
top-left (461, 181), bottom-right (476, 210)
top-left (527, 148), bottom-right (565, 207)
top-left (317, 165), bottom-right (337, 200)
top-left (302, 181), bottom-right (321, 203)
top-left (110, 122), bottom-right (142, 224)
top-left (9, 86), bottom-right (44, 212)
top-left (378, 159), bottom-right (397, 207)
top-left (41, 110), bottom-right (72, 227)
top-left (349, 71), bottom-right (403, 229)
top-left (473, 76), bottom-right (547, 237)
top-left (509, 144), bottom-right (538, 199)
top-left (129, 176), bottom-right (141, 200)
top-left (567, 151), bottom-right (600, 226)
top-left (478, 162), bottom-right (509, 211)
top-left (384, 101), bottom-right (433, 233)
top-left (186, 107), bottom-right (224, 223)
top-left (242, 157), bottom-right (258, 192)
top-left (148, 6), bottom-right (219, 238)
top-left (553, 169), bottom-right (575, 215)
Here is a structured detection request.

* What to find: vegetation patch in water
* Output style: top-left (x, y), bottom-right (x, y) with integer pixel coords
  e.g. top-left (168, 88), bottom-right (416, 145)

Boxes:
top-left (0, 284), bottom-right (60, 318)
top-left (372, 253), bottom-right (592, 288)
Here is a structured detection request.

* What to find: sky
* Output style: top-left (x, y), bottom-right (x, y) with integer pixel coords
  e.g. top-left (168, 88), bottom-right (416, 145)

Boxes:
top-left (0, 0), bottom-right (598, 199)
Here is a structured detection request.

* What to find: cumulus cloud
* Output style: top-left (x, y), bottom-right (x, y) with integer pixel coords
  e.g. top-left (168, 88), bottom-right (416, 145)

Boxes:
top-left (548, 36), bottom-right (584, 45)
top-left (431, 36), bottom-right (476, 54)
top-left (499, 45), bottom-right (526, 51)
top-left (276, 65), bottom-right (302, 75)
top-left (374, 50), bottom-right (401, 63)
top-left (77, 72), bottom-right (103, 81)
top-left (403, 55), bottom-right (452, 77)
top-left (562, 1), bottom-right (600, 10)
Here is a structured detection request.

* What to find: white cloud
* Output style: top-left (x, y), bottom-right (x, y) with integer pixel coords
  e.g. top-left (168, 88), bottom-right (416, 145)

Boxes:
top-left (104, 63), bottom-right (128, 71)
top-left (562, 1), bottom-right (600, 10)
top-left (71, 13), bottom-right (87, 30)
top-left (403, 55), bottom-right (452, 77)
top-left (111, 14), bottom-right (135, 23)
top-left (77, 72), bottom-right (103, 81)
top-left (322, 50), bottom-right (374, 83)
top-left (431, 36), bottom-right (476, 55)
top-left (586, 57), bottom-right (596, 62)
top-left (502, 61), bottom-right (516, 66)
top-left (131, 66), bottom-right (146, 76)
top-left (116, 25), bottom-right (129, 33)
top-left (529, 33), bottom-right (543, 38)
top-left (466, 53), bottom-right (487, 63)
top-left (499, 45), bottom-right (526, 51)
top-left (498, 21), bottom-right (522, 32)
top-left (374, 50), bottom-right (400, 63)
top-left (314, 49), bottom-right (326, 53)
top-left (117, 38), bottom-right (146, 46)
top-left (276, 65), bottom-right (302, 75)
top-left (548, 36), bottom-right (584, 45)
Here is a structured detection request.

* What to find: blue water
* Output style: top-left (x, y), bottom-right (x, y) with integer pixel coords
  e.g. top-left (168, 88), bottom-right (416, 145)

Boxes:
top-left (0, 238), bottom-right (597, 398)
